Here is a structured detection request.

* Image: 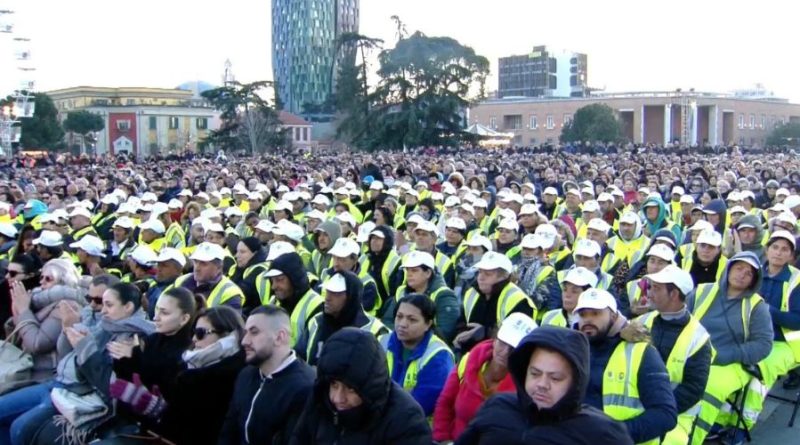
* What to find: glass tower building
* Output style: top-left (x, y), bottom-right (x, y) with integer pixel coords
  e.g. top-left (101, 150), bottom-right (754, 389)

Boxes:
top-left (272, 0), bottom-right (359, 115)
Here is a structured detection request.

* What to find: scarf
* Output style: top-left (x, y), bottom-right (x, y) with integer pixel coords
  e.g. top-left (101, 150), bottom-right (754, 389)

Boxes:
top-left (182, 334), bottom-right (241, 369)
top-left (517, 257), bottom-right (545, 296)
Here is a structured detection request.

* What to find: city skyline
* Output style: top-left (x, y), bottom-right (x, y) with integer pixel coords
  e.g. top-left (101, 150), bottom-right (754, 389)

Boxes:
top-left (1, 0), bottom-right (799, 102)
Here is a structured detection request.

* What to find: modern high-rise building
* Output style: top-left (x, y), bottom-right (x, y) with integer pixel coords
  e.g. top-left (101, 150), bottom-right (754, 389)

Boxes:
top-left (272, 0), bottom-right (359, 115)
top-left (498, 45), bottom-right (588, 99)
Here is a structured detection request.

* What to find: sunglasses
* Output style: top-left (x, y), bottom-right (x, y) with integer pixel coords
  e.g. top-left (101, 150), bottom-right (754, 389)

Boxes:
top-left (6, 270), bottom-right (22, 278)
top-left (193, 327), bottom-right (218, 340)
top-left (86, 296), bottom-right (103, 305)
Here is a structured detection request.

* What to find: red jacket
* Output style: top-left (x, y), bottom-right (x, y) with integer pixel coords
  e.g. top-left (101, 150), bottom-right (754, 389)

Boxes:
top-left (432, 339), bottom-right (516, 442)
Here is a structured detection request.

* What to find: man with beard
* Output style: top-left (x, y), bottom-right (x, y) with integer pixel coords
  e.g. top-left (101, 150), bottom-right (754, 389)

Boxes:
top-left (575, 288), bottom-right (677, 445)
top-left (218, 305), bottom-right (315, 445)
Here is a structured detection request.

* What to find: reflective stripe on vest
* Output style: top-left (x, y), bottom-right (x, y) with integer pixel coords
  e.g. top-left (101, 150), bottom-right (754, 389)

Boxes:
top-left (691, 283), bottom-right (763, 340)
top-left (206, 278), bottom-right (243, 308)
top-left (627, 280), bottom-right (642, 307)
top-left (682, 255), bottom-right (727, 281)
top-left (602, 342), bottom-right (651, 425)
top-left (463, 282), bottom-right (533, 324)
top-left (780, 268), bottom-right (800, 361)
top-left (638, 311), bottom-right (710, 386)
top-left (306, 314), bottom-right (387, 361)
top-left (380, 334), bottom-right (453, 391)
top-left (289, 289), bottom-right (323, 347)
top-left (541, 309), bottom-right (567, 328)
top-left (165, 223), bottom-right (186, 249)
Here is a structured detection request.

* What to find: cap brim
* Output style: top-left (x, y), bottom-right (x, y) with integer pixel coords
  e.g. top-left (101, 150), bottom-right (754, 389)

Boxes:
top-left (264, 269), bottom-right (284, 278)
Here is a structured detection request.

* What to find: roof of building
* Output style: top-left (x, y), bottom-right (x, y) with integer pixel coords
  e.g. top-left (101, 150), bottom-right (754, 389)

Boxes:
top-left (278, 110), bottom-right (311, 126)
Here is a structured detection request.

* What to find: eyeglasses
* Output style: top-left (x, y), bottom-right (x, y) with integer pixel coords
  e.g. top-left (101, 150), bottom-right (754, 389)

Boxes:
top-left (6, 270), bottom-right (22, 278)
top-left (41, 275), bottom-right (55, 283)
top-left (193, 327), bottom-right (218, 340)
top-left (86, 296), bottom-right (103, 305)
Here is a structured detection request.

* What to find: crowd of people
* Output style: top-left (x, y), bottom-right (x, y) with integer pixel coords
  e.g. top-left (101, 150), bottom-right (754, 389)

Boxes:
top-left (0, 144), bottom-right (798, 444)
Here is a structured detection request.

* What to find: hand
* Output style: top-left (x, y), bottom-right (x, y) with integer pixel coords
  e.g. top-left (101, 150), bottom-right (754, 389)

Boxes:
top-left (107, 335), bottom-right (139, 359)
top-left (630, 302), bottom-right (651, 316)
top-left (58, 301), bottom-right (81, 328)
top-left (65, 326), bottom-right (88, 348)
top-left (10, 281), bottom-right (31, 315)
top-left (453, 323), bottom-right (482, 348)
top-left (395, 230), bottom-right (406, 248)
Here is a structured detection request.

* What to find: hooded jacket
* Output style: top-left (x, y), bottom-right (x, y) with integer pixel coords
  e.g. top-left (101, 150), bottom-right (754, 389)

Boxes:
top-left (384, 271), bottom-right (459, 343)
top-left (232, 247), bottom-right (268, 315)
top-left (733, 214), bottom-right (765, 259)
top-left (686, 251), bottom-right (773, 366)
top-left (365, 225), bottom-right (403, 306)
top-left (313, 220), bottom-right (342, 275)
top-left (640, 197), bottom-right (681, 242)
top-left (703, 198), bottom-right (728, 234)
top-left (456, 327), bottom-right (632, 445)
top-left (290, 328), bottom-right (431, 445)
top-left (271, 252), bottom-right (314, 315)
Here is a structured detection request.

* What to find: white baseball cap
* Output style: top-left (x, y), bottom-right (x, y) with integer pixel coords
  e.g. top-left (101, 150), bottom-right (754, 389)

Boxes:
top-left (255, 220), bottom-right (275, 233)
top-left (465, 234), bottom-right (492, 251)
top-left (689, 220), bottom-right (713, 232)
top-left (129, 245), bottom-right (158, 266)
top-left (445, 217), bottom-right (467, 231)
top-left (543, 187), bottom-right (558, 196)
top-left (69, 235), bottom-right (105, 257)
top-left (574, 288), bottom-right (618, 314)
top-left (151, 202), bottom-right (170, 217)
top-left (646, 265), bottom-right (694, 295)
top-left (535, 223), bottom-right (558, 238)
top-left (274, 201), bottom-right (293, 212)
top-left (414, 220), bottom-right (439, 236)
top-left (312, 194), bottom-right (331, 206)
top-left (561, 267), bottom-right (599, 287)
top-left (33, 230), bottom-right (63, 247)
top-left (520, 233), bottom-right (542, 249)
top-left (139, 219), bottom-right (166, 235)
top-left (729, 206), bottom-right (746, 215)
top-left (167, 199), bottom-right (183, 210)
top-left (356, 221), bottom-right (376, 243)
top-left (769, 230), bottom-right (797, 250)
top-left (200, 208), bottom-right (221, 220)
top-left (0, 222), bottom-right (17, 239)
top-left (573, 239), bottom-right (601, 258)
top-left (473, 198), bottom-right (488, 208)
top-left (696, 229), bottom-right (722, 247)
top-left (597, 192), bottom-right (613, 203)
top-left (581, 200), bottom-right (600, 213)
top-left (519, 204), bottom-right (538, 216)
top-left (497, 218), bottom-right (519, 232)
top-left (69, 207), bottom-right (92, 219)
top-left (329, 238), bottom-right (360, 258)
top-left (619, 211), bottom-right (639, 225)
top-left (273, 222), bottom-right (304, 242)
top-left (324, 273), bottom-right (348, 293)
top-left (444, 196), bottom-right (461, 208)
top-left (671, 186), bottom-right (685, 195)
top-left (679, 195), bottom-right (695, 204)
top-left (496, 313), bottom-right (537, 347)
top-left (189, 242), bottom-right (226, 262)
top-left (402, 251), bottom-right (435, 270)
top-left (777, 188), bottom-right (791, 197)
top-left (784, 195), bottom-right (800, 209)
top-left (306, 209), bottom-right (326, 222)
top-left (100, 194), bottom-right (119, 206)
top-left (647, 244), bottom-right (675, 262)
top-left (587, 218), bottom-right (611, 234)
top-left (224, 206), bottom-right (244, 218)
top-left (406, 214), bottom-right (426, 227)
top-left (156, 247), bottom-right (186, 268)
top-left (369, 181), bottom-right (384, 191)
top-left (777, 212), bottom-right (798, 226)
top-left (475, 251), bottom-right (514, 274)
top-left (336, 212), bottom-right (356, 228)
top-left (266, 241), bottom-right (296, 261)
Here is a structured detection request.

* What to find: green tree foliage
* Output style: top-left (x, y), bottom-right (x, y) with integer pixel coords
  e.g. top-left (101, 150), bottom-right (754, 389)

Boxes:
top-left (201, 81), bottom-right (289, 153)
top-left (63, 109), bottom-right (105, 153)
top-left (560, 103), bottom-right (623, 143)
top-left (0, 93), bottom-right (65, 150)
top-left (334, 32), bottom-right (383, 144)
top-left (766, 121), bottom-right (800, 147)
top-left (337, 30), bottom-right (489, 151)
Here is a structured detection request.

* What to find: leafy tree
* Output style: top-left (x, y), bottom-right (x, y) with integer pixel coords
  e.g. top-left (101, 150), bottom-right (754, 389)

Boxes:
top-left (0, 93), bottom-right (65, 150)
top-left (334, 32), bottom-right (383, 144)
top-left (63, 110), bottom-right (105, 154)
top-left (343, 30), bottom-right (488, 151)
top-left (766, 121), bottom-right (800, 147)
top-left (560, 103), bottom-right (623, 144)
top-left (201, 81), bottom-right (289, 153)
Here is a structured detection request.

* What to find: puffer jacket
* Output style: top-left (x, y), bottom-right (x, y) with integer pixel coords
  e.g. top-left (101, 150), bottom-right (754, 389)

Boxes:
top-left (290, 328), bottom-right (431, 445)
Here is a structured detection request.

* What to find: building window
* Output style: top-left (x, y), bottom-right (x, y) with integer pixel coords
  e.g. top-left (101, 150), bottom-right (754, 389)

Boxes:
top-left (563, 114), bottom-right (572, 127)
top-left (749, 114), bottom-right (755, 130)
top-left (303, 127), bottom-right (309, 141)
top-left (738, 114), bottom-right (744, 129)
top-left (489, 117), bottom-right (497, 129)
top-left (116, 120), bottom-right (130, 131)
top-left (196, 118), bottom-right (208, 130)
top-left (760, 114), bottom-right (766, 129)
top-left (295, 127), bottom-right (301, 140)
top-left (149, 116), bottom-right (157, 130)
top-left (546, 115), bottom-right (554, 130)
top-left (529, 115), bottom-right (538, 129)
top-left (169, 117), bottom-right (180, 129)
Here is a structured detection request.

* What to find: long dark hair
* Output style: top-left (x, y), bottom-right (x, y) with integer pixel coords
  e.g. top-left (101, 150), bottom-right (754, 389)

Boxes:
top-left (196, 306), bottom-right (245, 341)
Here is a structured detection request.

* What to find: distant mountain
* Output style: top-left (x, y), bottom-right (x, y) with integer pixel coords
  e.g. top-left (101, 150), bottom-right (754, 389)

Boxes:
top-left (176, 81), bottom-right (218, 96)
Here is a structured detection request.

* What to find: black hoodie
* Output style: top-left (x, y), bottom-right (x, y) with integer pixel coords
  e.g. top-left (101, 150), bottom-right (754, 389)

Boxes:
top-left (232, 247), bottom-right (268, 315)
top-left (290, 328), bottom-right (431, 445)
top-left (271, 252), bottom-right (313, 314)
top-left (456, 326), bottom-right (632, 445)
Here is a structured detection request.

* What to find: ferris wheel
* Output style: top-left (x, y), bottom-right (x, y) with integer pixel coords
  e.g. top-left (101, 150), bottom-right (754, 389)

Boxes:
top-left (0, 2), bottom-right (35, 156)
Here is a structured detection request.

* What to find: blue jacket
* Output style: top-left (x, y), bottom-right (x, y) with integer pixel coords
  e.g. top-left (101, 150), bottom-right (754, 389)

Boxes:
top-left (586, 334), bottom-right (677, 444)
top-left (760, 263), bottom-right (800, 340)
top-left (385, 329), bottom-right (454, 416)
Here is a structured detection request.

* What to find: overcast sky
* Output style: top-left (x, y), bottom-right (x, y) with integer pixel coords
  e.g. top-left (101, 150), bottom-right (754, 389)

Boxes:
top-left (1, 0), bottom-right (799, 101)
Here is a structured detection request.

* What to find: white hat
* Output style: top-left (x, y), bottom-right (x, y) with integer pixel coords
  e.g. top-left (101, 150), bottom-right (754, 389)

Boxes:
top-left (156, 247), bottom-right (186, 268)
top-left (368, 229), bottom-right (386, 239)
top-left (210, 191), bottom-right (223, 201)
top-left (679, 195), bottom-right (695, 204)
top-left (445, 217), bottom-right (466, 231)
top-left (520, 234), bottom-right (542, 249)
top-left (274, 222), bottom-right (304, 242)
top-left (189, 242), bottom-right (226, 262)
top-left (696, 229), bottom-right (722, 247)
top-left (475, 251), bottom-right (514, 274)
top-left (444, 196), bottom-right (461, 208)
top-left (140, 219), bottom-right (166, 234)
top-left (535, 223), bottom-right (558, 238)
top-left (219, 187), bottom-right (232, 196)
top-left (543, 187), bottom-right (558, 196)
top-left (369, 181), bottom-right (384, 191)
top-left (247, 192), bottom-right (263, 202)
top-left (403, 251), bottom-right (435, 270)
top-left (406, 214), bottom-right (426, 227)
top-left (141, 192), bottom-right (158, 202)
top-left (224, 207), bottom-right (244, 218)
top-left (646, 264), bottom-right (694, 295)
top-left (740, 190), bottom-right (756, 201)
top-left (69, 235), bottom-right (105, 257)
top-left (777, 188), bottom-right (791, 197)
top-left (729, 206), bottom-right (747, 215)
top-left (460, 204), bottom-right (475, 216)
top-left (573, 239), bottom-right (601, 258)
top-left (32, 230), bottom-right (63, 247)
top-left (232, 184), bottom-right (248, 195)
top-left (727, 191), bottom-right (741, 202)
top-left (205, 222), bottom-right (226, 234)
top-left (274, 201), bottom-right (293, 213)
top-left (129, 245), bottom-right (158, 265)
top-left (519, 204), bottom-right (538, 216)
top-left (266, 241), bottom-right (296, 261)
top-left (770, 203), bottom-right (789, 213)
top-left (100, 194), bottom-right (119, 206)
top-left (405, 189), bottom-right (420, 198)
top-left (496, 313), bottom-right (537, 347)
top-left (671, 186), bottom-right (685, 195)
top-left (167, 199), bottom-right (183, 210)
top-left (574, 288), bottom-right (617, 314)
top-left (52, 209), bottom-right (70, 220)
top-left (610, 188), bottom-right (624, 198)
top-left (566, 189), bottom-right (581, 198)
top-left (587, 218), bottom-right (611, 234)
top-left (329, 238), bottom-right (360, 258)
top-left (497, 218), bottom-right (519, 232)
top-left (561, 267), bottom-right (599, 287)
top-left (597, 192), bottom-right (613, 203)
top-left (195, 192), bottom-right (210, 201)
top-left (178, 189), bottom-right (193, 197)
top-left (283, 191), bottom-right (300, 202)
top-left (255, 219), bottom-right (275, 233)
top-left (498, 208), bottom-right (517, 221)
top-left (502, 193), bottom-right (524, 205)
top-left (304, 210), bottom-right (325, 223)
top-left (312, 195), bottom-right (331, 206)
top-left (769, 230), bottom-right (797, 249)
top-left (414, 220), bottom-right (439, 236)
top-left (113, 216), bottom-right (136, 230)
top-left (522, 193), bottom-right (537, 203)
top-left (276, 184), bottom-right (291, 193)
top-left (333, 187), bottom-right (349, 196)
top-left (689, 220), bottom-right (713, 232)
top-left (638, 187), bottom-right (651, 195)
top-left (784, 195), bottom-right (800, 209)
top-left (581, 200), bottom-right (600, 213)
top-left (473, 198), bottom-right (488, 208)
top-left (356, 221), bottom-right (376, 242)
top-left (151, 202), bottom-right (170, 217)
top-left (777, 211), bottom-right (798, 226)
top-left (69, 207), bottom-right (92, 219)
top-left (200, 208), bottom-right (221, 220)
top-left (619, 211), bottom-right (639, 225)
top-left (430, 192), bottom-right (444, 201)
top-left (324, 273), bottom-right (348, 293)
top-left (465, 234), bottom-right (492, 251)
top-left (335, 212), bottom-right (356, 228)
top-left (647, 244), bottom-right (675, 262)
top-left (0, 222), bottom-right (17, 239)
top-left (580, 187), bottom-right (595, 197)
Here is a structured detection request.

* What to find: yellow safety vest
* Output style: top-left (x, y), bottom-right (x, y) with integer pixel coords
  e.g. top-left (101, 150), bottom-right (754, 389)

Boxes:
top-left (379, 333), bottom-right (453, 391)
top-left (169, 274), bottom-right (244, 308)
top-left (268, 288), bottom-right (323, 347)
top-left (608, 236), bottom-right (649, 267)
top-left (638, 311), bottom-right (711, 387)
top-left (691, 283), bottom-right (763, 340)
top-left (165, 222), bottom-right (186, 249)
top-left (463, 281), bottom-right (534, 324)
top-left (779, 267), bottom-right (800, 362)
top-left (602, 341), bottom-right (660, 445)
top-left (306, 313), bottom-right (388, 361)
top-left (681, 255), bottom-right (727, 282)
top-left (144, 237), bottom-right (166, 254)
top-left (359, 250), bottom-right (402, 300)
top-left (541, 309), bottom-right (568, 328)
top-left (311, 249), bottom-right (333, 278)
